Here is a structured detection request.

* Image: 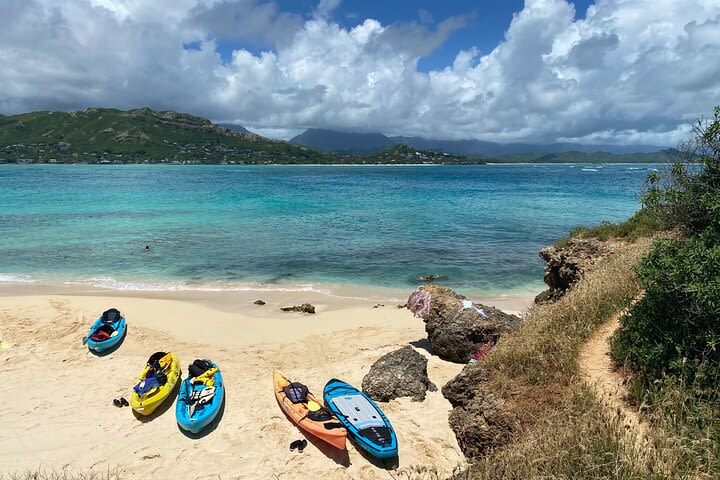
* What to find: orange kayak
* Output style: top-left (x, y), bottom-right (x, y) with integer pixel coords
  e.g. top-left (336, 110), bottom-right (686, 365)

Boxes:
top-left (273, 371), bottom-right (347, 450)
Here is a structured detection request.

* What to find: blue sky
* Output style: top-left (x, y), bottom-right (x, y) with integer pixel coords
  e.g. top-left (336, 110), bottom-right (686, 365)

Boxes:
top-left (215, 1), bottom-right (596, 70)
top-left (3, 0), bottom-right (720, 145)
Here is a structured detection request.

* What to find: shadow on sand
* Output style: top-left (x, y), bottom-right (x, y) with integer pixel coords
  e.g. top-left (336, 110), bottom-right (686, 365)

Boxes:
top-left (409, 338), bottom-right (432, 355)
top-left (278, 406), bottom-right (351, 467)
top-left (178, 391), bottom-right (226, 439)
top-left (88, 327), bottom-right (128, 357)
top-left (132, 379), bottom-right (181, 423)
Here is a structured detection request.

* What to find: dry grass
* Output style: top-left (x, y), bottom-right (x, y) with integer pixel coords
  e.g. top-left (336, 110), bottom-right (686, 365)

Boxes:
top-left (0, 469), bottom-right (120, 480)
top-left (444, 236), bottom-right (719, 479)
top-left (483, 238), bottom-right (651, 390)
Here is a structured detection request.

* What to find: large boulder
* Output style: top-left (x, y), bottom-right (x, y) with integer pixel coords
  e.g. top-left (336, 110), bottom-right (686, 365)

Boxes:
top-left (536, 238), bottom-right (608, 303)
top-left (447, 389), bottom-right (517, 459)
top-left (362, 345), bottom-right (435, 402)
top-left (407, 285), bottom-right (520, 363)
top-left (280, 303), bottom-right (315, 314)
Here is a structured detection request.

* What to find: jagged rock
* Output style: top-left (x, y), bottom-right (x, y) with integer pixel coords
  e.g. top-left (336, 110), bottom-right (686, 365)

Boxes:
top-left (409, 285), bottom-right (520, 363)
top-left (536, 238), bottom-right (607, 303)
top-left (280, 303), bottom-right (315, 314)
top-left (441, 361), bottom-right (489, 408)
top-left (253, 300), bottom-right (266, 305)
top-left (361, 346), bottom-right (435, 402)
top-left (447, 388), bottom-right (517, 459)
top-left (396, 303), bottom-right (407, 309)
top-left (415, 274), bottom-right (447, 283)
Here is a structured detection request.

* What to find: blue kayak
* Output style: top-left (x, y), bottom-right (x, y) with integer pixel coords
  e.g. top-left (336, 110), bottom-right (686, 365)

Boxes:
top-left (176, 359), bottom-right (224, 434)
top-left (86, 308), bottom-right (126, 352)
top-left (323, 379), bottom-right (398, 459)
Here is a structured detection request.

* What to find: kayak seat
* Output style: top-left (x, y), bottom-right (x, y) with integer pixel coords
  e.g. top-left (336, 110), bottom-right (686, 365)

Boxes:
top-left (102, 308), bottom-right (121, 325)
top-left (283, 382), bottom-right (309, 404)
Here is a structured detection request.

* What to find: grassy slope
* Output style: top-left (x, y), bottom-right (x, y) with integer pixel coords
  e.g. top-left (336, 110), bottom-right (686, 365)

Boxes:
top-left (0, 108), bottom-right (323, 161)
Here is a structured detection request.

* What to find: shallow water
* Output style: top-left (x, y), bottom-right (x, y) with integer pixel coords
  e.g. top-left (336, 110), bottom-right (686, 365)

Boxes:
top-left (0, 163), bottom-right (656, 296)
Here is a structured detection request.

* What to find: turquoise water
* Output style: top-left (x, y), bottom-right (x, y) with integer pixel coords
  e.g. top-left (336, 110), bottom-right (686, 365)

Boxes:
top-left (0, 164), bottom-right (655, 296)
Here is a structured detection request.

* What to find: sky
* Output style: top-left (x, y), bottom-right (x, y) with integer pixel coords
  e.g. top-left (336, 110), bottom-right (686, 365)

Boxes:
top-left (2, 0), bottom-right (720, 145)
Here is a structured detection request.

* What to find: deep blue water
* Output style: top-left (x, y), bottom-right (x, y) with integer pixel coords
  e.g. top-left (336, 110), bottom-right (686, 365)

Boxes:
top-left (0, 164), bottom-right (655, 296)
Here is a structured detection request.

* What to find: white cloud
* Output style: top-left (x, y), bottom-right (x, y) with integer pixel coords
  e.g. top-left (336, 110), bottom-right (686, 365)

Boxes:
top-left (1, 0), bottom-right (719, 145)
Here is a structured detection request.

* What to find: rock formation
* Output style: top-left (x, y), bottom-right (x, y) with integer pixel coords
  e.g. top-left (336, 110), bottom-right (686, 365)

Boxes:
top-left (408, 285), bottom-right (520, 363)
top-left (361, 345), bottom-right (436, 402)
top-left (280, 303), bottom-right (315, 314)
top-left (535, 238), bottom-right (608, 303)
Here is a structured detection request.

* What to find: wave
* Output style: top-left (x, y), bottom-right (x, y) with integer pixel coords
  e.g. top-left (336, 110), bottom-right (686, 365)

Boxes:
top-left (581, 168), bottom-right (599, 172)
top-left (0, 273), bottom-right (36, 283)
top-left (63, 276), bottom-right (336, 294)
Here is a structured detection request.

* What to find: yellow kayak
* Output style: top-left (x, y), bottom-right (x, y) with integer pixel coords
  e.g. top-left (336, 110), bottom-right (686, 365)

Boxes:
top-left (131, 352), bottom-right (181, 416)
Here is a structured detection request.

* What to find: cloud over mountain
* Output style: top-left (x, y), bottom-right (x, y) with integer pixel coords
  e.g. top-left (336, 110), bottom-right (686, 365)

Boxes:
top-left (1, 0), bottom-right (719, 145)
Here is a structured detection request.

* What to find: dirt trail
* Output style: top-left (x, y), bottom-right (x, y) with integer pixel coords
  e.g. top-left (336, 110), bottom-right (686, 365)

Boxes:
top-left (578, 313), bottom-right (650, 445)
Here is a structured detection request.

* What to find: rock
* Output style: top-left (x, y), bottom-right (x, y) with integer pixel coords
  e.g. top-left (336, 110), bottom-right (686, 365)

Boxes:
top-left (253, 300), bottom-right (266, 305)
top-left (447, 388), bottom-right (517, 459)
top-left (280, 303), bottom-right (315, 314)
top-left (396, 303), bottom-right (407, 309)
top-left (536, 238), bottom-right (608, 303)
top-left (441, 361), bottom-right (489, 408)
top-left (372, 304), bottom-right (385, 309)
top-left (408, 285), bottom-right (520, 363)
top-left (362, 346), bottom-right (435, 402)
top-left (415, 274), bottom-right (447, 283)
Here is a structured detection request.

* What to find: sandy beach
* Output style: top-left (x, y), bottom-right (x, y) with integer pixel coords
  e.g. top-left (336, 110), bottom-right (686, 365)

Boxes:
top-left (0, 284), bottom-right (531, 479)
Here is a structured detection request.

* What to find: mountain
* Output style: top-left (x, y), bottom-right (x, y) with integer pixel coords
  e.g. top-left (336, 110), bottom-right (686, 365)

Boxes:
top-left (217, 123), bottom-right (251, 134)
top-left (0, 108), bottom-right (327, 164)
top-left (290, 128), bottom-right (669, 157)
top-left (290, 128), bottom-right (395, 154)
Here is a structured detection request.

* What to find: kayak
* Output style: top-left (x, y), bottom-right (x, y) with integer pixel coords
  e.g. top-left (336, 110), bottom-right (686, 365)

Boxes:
top-left (273, 371), bottom-right (347, 450)
top-left (131, 352), bottom-right (181, 416)
top-left (86, 308), bottom-right (126, 352)
top-left (323, 379), bottom-right (398, 459)
top-left (176, 359), bottom-right (224, 434)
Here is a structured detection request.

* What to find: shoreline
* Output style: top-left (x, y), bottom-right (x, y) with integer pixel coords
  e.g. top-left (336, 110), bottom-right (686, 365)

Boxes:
top-left (0, 282), bottom-right (494, 478)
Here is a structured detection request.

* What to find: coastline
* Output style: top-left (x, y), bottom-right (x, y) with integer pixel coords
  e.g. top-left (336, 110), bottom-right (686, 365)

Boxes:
top-left (0, 283), bottom-right (533, 478)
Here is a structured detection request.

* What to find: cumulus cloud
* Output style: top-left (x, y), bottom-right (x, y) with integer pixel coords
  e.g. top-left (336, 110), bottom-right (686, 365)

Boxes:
top-left (1, 0), bottom-right (719, 145)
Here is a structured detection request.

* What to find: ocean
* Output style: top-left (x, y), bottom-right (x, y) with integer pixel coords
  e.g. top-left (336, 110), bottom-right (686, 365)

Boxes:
top-left (0, 164), bottom-right (657, 298)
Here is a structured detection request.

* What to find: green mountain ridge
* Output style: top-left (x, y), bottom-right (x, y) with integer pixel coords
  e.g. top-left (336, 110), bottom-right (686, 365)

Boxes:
top-left (0, 107), bottom-right (672, 164)
top-left (0, 107), bottom-right (324, 164)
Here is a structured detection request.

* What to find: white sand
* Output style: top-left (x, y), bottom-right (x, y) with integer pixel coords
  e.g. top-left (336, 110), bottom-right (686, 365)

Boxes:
top-left (0, 286), bottom-right (531, 479)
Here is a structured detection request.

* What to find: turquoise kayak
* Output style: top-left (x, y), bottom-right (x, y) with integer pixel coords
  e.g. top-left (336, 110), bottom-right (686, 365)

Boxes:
top-left (86, 308), bottom-right (126, 352)
top-left (176, 359), bottom-right (224, 434)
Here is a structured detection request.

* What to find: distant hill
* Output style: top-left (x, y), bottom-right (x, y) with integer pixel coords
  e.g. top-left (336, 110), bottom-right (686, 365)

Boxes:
top-left (492, 150), bottom-right (677, 164)
top-left (0, 108), bottom-right (327, 164)
top-left (290, 128), bottom-right (669, 158)
top-left (365, 143), bottom-right (482, 164)
top-left (217, 123), bottom-right (251, 134)
top-left (290, 128), bottom-right (395, 154)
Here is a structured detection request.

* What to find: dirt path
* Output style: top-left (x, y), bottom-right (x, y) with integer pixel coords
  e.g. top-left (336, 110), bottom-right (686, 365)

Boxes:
top-left (578, 313), bottom-right (650, 445)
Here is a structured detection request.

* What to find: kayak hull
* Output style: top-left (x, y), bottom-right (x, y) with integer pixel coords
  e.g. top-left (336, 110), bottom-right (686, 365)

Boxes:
top-left (176, 361), bottom-right (225, 434)
top-left (273, 371), bottom-right (347, 450)
top-left (323, 379), bottom-right (398, 459)
top-left (87, 316), bottom-right (126, 352)
top-left (131, 353), bottom-right (181, 416)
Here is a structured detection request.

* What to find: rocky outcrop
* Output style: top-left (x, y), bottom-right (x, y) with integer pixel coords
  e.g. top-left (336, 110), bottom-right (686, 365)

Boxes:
top-left (362, 345), bottom-right (436, 402)
top-left (280, 303), bottom-right (315, 314)
top-left (447, 388), bottom-right (517, 458)
top-left (253, 300), bottom-right (266, 305)
top-left (408, 285), bottom-right (520, 363)
top-left (536, 238), bottom-right (608, 303)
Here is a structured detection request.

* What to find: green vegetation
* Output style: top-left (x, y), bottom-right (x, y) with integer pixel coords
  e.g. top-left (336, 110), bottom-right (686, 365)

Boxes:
top-left (609, 107), bottom-right (720, 473)
top-left (492, 150), bottom-right (674, 164)
top-left (553, 208), bottom-right (666, 248)
top-left (457, 108), bottom-right (720, 479)
top-left (0, 108), bottom-right (480, 165)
